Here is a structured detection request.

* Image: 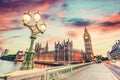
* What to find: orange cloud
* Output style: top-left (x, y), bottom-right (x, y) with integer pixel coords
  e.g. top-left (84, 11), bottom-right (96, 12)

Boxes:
top-left (92, 12), bottom-right (120, 33)
top-left (106, 13), bottom-right (120, 22)
top-left (0, 11), bottom-right (23, 33)
top-left (35, 2), bottom-right (50, 11)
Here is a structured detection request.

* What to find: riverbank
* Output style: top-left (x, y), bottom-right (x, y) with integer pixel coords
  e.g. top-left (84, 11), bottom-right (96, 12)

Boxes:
top-left (0, 54), bottom-right (16, 61)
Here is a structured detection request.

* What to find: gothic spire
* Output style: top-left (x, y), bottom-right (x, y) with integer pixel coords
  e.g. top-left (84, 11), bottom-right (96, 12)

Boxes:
top-left (45, 41), bottom-right (48, 51)
top-left (46, 41), bottom-right (48, 47)
top-left (84, 26), bottom-right (88, 33)
top-left (39, 43), bottom-right (41, 48)
top-left (68, 38), bottom-right (69, 42)
top-left (55, 41), bottom-right (56, 45)
top-left (64, 40), bottom-right (65, 44)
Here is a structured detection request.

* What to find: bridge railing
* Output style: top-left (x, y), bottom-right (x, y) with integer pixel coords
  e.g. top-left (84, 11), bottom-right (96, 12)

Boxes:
top-left (0, 62), bottom-right (92, 80)
top-left (46, 66), bottom-right (72, 80)
top-left (46, 62), bottom-right (92, 80)
top-left (0, 69), bottom-right (46, 80)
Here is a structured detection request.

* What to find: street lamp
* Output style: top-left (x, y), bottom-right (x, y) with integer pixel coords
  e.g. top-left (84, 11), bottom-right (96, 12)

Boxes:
top-left (20, 11), bottom-right (47, 70)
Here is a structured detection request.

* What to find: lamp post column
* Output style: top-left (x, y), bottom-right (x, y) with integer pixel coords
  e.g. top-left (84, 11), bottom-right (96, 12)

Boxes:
top-left (29, 37), bottom-right (36, 52)
top-left (20, 37), bottom-right (36, 70)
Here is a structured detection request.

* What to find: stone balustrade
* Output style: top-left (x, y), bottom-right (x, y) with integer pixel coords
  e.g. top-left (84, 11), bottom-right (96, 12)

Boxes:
top-left (0, 62), bottom-right (92, 80)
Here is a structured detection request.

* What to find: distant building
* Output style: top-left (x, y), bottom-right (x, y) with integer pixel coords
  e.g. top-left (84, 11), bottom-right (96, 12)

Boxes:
top-left (81, 49), bottom-right (86, 61)
top-left (1, 49), bottom-right (9, 56)
top-left (55, 39), bottom-right (73, 63)
top-left (83, 26), bottom-right (94, 62)
top-left (34, 39), bottom-right (83, 64)
top-left (109, 40), bottom-right (120, 60)
top-left (15, 50), bottom-right (24, 60)
top-left (35, 42), bottom-right (48, 58)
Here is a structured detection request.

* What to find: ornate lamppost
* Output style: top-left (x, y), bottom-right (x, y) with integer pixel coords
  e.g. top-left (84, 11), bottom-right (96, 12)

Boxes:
top-left (20, 11), bottom-right (47, 70)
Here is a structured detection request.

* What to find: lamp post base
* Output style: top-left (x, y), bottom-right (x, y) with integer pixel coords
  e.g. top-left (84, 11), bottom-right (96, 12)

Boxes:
top-left (20, 52), bottom-right (34, 70)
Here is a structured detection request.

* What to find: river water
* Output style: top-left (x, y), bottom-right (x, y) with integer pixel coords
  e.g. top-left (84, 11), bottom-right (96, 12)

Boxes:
top-left (0, 60), bottom-right (20, 74)
top-left (0, 60), bottom-right (53, 74)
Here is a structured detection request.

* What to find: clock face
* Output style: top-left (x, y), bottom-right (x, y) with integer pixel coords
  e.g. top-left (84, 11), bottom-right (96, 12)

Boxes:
top-left (85, 36), bottom-right (88, 39)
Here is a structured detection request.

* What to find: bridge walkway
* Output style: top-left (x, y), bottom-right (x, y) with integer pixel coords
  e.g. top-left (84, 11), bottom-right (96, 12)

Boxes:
top-left (64, 63), bottom-right (118, 80)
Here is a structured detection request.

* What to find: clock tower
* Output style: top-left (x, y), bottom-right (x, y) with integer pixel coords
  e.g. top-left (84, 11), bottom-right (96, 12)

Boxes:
top-left (83, 26), bottom-right (94, 62)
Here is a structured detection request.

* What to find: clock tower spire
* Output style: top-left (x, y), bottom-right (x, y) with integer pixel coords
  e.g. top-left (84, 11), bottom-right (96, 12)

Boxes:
top-left (84, 26), bottom-right (88, 33)
top-left (83, 26), bottom-right (94, 62)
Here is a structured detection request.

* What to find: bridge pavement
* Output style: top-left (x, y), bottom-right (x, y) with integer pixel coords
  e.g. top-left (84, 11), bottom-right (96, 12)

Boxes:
top-left (66, 63), bottom-right (118, 80)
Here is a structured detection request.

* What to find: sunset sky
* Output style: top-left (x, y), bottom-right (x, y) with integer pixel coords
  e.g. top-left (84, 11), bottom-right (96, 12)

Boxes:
top-left (0, 0), bottom-right (120, 56)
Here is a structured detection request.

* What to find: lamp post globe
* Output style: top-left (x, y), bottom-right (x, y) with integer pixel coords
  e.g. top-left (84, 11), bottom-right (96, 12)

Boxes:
top-left (34, 11), bottom-right (41, 23)
top-left (39, 22), bottom-right (47, 33)
top-left (23, 12), bottom-right (31, 24)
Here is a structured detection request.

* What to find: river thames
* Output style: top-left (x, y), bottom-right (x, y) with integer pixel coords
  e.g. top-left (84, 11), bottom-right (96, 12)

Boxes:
top-left (0, 59), bottom-right (53, 74)
top-left (0, 60), bottom-right (20, 74)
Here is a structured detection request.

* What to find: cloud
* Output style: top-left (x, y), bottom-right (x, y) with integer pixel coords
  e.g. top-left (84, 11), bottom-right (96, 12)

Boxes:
top-left (91, 12), bottom-right (120, 33)
top-left (33, 0), bottom-right (64, 11)
top-left (0, 0), bottom-right (26, 13)
top-left (100, 21), bottom-right (120, 27)
top-left (41, 14), bottom-right (59, 21)
top-left (61, 3), bottom-right (68, 10)
top-left (65, 18), bottom-right (91, 27)
top-left (0, 11), bottom-right (23, 33)
top-left (0, 27), bottom-right (23, 33)
top-left (42, 14), bottom-right (51, 20)
top-left (0, 0), bottom-right (64, 11)
top-left (99, 12), bottom-right (120, 32)
top-left (0, 0), bottom-right (65, 31)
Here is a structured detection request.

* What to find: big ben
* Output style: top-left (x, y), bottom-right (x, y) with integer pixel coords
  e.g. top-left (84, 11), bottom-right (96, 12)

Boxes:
top-left (83, 26), bottom-right (94, 62)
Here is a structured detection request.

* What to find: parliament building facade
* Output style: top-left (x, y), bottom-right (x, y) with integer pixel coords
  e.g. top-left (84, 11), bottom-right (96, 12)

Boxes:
top-left (34, 39), bottom-right (83, 64)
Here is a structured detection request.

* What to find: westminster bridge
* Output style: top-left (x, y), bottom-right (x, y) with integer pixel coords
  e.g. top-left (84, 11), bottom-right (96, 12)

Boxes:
top-left (1, 61), bottom-right (120, 80)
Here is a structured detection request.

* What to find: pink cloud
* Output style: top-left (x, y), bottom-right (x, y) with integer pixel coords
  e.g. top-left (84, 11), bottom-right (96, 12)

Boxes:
top-left (0, 11), bottom-right (23, 33)
top-left (94, 12), bottom-right (120, 22)
top-left (35, 2), bottom-right (50, 11)
top-left (91, 12), bottom-right (120, 33)
top-left (106, 13), bottom-right (120, 22)
top-left (31, 0), bottom-right (64, 11)
top-left (0, 0), bottom-right (65, 34)
top-left (89, 24), bottom-right (120, 35)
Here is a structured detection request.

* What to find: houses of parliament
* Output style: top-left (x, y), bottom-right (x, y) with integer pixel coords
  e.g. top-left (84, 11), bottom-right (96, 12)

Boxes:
top-left (34, 39), bottom-right (82, 64)
top-left (16, 26), bottom-right (94, 64)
